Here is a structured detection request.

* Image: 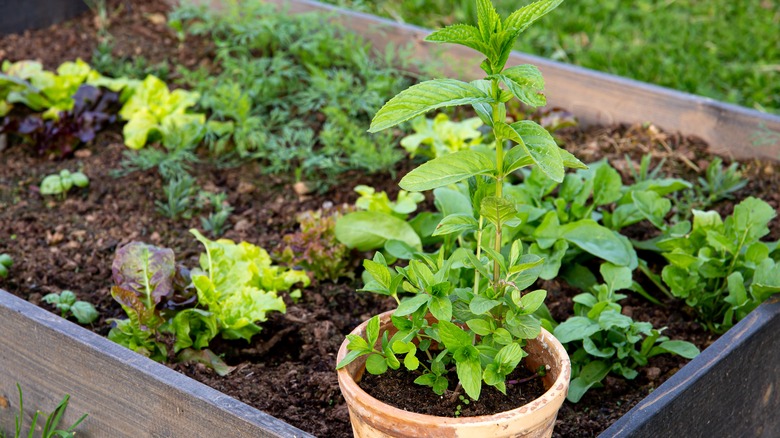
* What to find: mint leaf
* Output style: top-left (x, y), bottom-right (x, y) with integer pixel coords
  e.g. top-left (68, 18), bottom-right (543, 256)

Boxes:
top-left (369, 79), bottom-right (492, 132)
top-left (505, 0), bottom-right (563, 33)
top-left (399, 149), bottom-right (495, 191)
top-left (425, 24), bottom-right (490, 56)
top-left (438, 320), bottom-right (473, 350)
top-left (499, 64), bottom-right (545, 107)
top-left (511, 120), bottom-right (564, 183)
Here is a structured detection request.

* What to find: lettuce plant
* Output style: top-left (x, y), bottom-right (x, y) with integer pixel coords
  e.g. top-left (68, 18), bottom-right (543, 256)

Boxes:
top-left (657, 197), bottom-right (780, 332)
top-left (118, 75), bottom-right (204, 149)
top-left (1, 60), bottom-right (93, 119)
top-left (338, 0), bottom-right (585, 401)
top-left (278, 207), bottom-right (353, 281)
top-left (400, 113), bottom-right (485, 159)
top-left (108, 235), bottom-right (309, 373)
top-left (108, 242), bottom-right (179, 362)
top-left (182, 229), bottom-right (310, 345)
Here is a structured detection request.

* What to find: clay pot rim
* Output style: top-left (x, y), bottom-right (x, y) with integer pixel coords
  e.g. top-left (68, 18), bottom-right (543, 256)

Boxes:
top-left (336, 310), bottom-right (571, 426)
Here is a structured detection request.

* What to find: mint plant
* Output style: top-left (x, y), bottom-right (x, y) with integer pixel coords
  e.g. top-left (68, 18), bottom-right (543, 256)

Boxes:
top-left (338, 0), bottom-right (585, 402)
top-left (657, 197), bottom-right (780, 332)
top-left (0, 253), bottom-right (12, 279)
top-left (553, 263), bottom-right (699, 402)
top-left (40, 169), bottom-right (89, 199)
top-left (42, 290), bottom-right (99, 324)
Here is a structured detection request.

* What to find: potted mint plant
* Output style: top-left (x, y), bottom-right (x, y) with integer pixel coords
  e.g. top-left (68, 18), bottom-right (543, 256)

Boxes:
top-left (336, 0), bottom-right (584, 436)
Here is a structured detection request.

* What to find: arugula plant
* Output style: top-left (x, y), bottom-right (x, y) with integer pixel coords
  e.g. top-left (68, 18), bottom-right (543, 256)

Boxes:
top-left (553, 263), bottom-right (699, 402)
top-left (42, 290), bottom-right (99, 324)
top-left (657, 197), bottom-right (780, 333)
top-left (400, 112), bottom-right (486, 159)
top-left (40, 170), bottom-right (89, 199)
top-left (504, 160), bottom-right (691, 280)
top-left (278, 207), bottom-right (354, 281)
top-left (0, 253), bottom-right (12, 279)
top-left (338, 0), bottom-right (586, 402)
top-left (672, 158), bottom-right (748, 222)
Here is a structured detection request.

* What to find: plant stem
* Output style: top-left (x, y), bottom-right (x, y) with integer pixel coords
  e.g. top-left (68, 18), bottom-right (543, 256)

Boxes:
top-left (491, 78), bottom-right (504, 291)
top-left (507, 373), bottom-right (542, 386)
top-left (448, 382), bottom-right (463, 403)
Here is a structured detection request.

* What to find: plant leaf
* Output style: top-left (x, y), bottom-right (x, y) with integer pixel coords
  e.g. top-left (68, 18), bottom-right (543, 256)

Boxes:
top-left (499, 64), bottom-right (545, 107)
top-left (438, 320), bottom-right (472, 350)
top-left (425, 24), bottom-right (491, 56)
top-left (369, 79), bottom-right (492, 132)
top-left (505, 0), bottom-right (563, 33)
top-left (511, 120), bottom-right (564, 182)
top-left (335, 211), bottom-right (422, 251)
top-left (433, 214), bottom-right (479, 236)
top-left (399, 149), bottom-right (495, 192)
top-left (480, 196), bottom-right (518, 228)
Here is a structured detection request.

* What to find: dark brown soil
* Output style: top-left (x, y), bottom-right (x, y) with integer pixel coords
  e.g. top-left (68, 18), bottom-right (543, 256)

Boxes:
top-left (1, 2), bottom-right (779, 438)
top-left (360, 358), bottom-right (546, 418)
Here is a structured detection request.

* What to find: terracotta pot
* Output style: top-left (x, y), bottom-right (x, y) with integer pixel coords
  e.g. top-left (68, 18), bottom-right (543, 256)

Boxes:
top-left (336, 310), bottom-right (571, 438)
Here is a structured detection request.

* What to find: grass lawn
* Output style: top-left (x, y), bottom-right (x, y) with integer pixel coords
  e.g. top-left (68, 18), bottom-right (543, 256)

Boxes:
top-left (325, 0), bottom-right (780, 114)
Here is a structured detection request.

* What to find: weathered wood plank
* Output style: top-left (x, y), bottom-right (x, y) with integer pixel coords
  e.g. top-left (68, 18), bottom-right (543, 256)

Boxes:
top-left (0, 0), bottom-right (88, 36)
top-left (602, 297), bottom-right (780, 437)
top-left (0, 290), bottom-right (314, 438)
top-left (256, 0), bottom-right (780, 162)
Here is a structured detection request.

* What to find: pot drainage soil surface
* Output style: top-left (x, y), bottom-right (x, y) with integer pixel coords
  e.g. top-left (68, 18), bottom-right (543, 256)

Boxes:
top-left (1, 1), bottom-right (779, 437)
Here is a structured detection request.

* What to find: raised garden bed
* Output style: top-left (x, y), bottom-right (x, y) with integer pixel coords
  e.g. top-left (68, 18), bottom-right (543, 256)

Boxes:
top-left (1, 1), bottom-right (779, 437)
top-left (0, 0), bottom-right (87, 36)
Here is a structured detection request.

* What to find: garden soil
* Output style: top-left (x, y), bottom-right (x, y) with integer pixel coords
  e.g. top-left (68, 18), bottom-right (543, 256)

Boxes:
top-left (1, 1), bottom-right (779, 437)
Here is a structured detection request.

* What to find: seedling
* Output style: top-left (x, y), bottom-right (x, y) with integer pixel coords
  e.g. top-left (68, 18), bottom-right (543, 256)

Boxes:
top-left (338, 0), bottom-right (584, 401)
top-left (42, 290), bottom-right (99, 324)
top-left (0, 253), bottom-right (12, 278)
top-left (40, 169), bottom-right (89, 199)
top-left (4, 384), bottom-right (87, 438)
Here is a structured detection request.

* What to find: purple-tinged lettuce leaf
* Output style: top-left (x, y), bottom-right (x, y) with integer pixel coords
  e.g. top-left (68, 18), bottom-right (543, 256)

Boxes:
top-left (112, 242), bottom-right (176, 309)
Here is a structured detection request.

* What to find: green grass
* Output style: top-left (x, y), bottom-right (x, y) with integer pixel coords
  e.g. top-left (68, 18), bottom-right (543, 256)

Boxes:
top-left (324, 0), bottom-right (780, 114)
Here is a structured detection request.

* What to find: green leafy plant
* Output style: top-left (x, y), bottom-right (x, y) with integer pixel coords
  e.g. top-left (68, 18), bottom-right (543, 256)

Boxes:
top-left (504, 159), bottom-right (691, 280)
top-left (338, 0), bottom-right (586, 402)
top-left (118, 75), bottom-right (204, 149)
top-left (656, 197), bottom-right (780, 332)
top-left (335, 185), bottom-right (425, 254)
top-left (198, 191), bottom-right (234, 238)
top-left (278, 207), bottom-right (354, 281)
top-left (171, 1), bottom-right (413, 187)
top-left (108, 233), bottom-right (310, 374)
top-left (181, 229), bottom-right (310, 344)
top-left (155, 174), bottom-right (198, 219)
top-left (40, 170), bottom-right (89, 199)
top-left (42, 290), bottom-right (99, 324)
top-left (2, 384), bottom-right (88, 438)
top-left (553, 263), bottom-right (699, 402)
top-left (108, 241), bottom-right (179, 362)
top-left (400, 112), bottom-right (486, 159)
top-left (672, 158), bottom-right (748, 222)
top-left (0, 253), bottom-right (12, 279)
